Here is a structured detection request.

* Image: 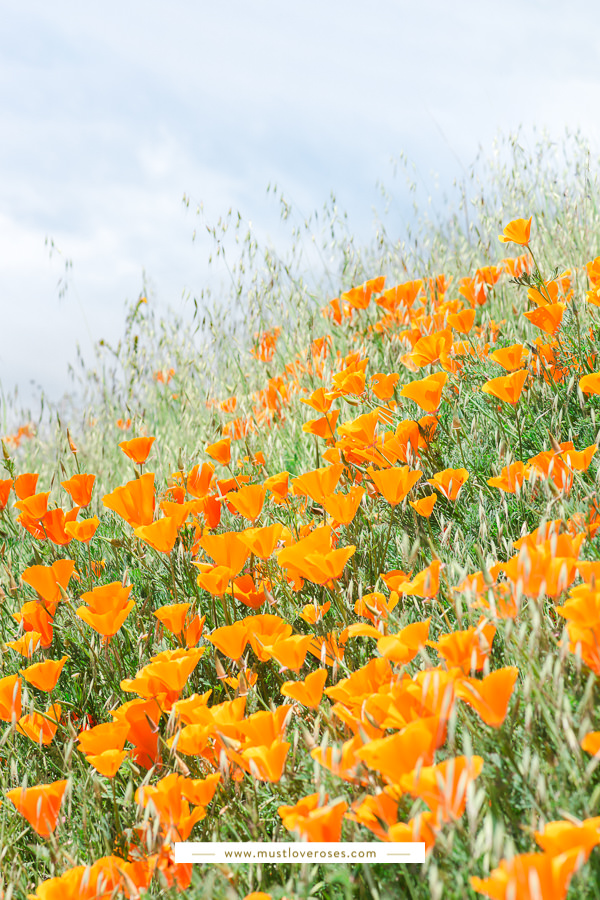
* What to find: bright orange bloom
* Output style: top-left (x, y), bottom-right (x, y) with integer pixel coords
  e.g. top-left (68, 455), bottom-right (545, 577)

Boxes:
top-left (400, 755), bottom-right (484, 826)
top-left (579, 373), bottom-right (600, 396)
top-left (488, 462), bottom-right (531, 493)
top-left (21, 559), bottom-right (75, 605)
top-left (0, 478), bottom-right (12, 509)
top-left (428, 467), bottom-right (469, 501)
top-left (471, 848), bottom-right (585, 900)
top-left (14, 491), bottom-right (50, 520)
top-left (276, 525), bottom-right (355, 587)
top-left (102, 472), bottom-right (155, 528)
top-left (232, 573), bottom-right (268, 609)
top-left (64, 516), bottom-right (100, 543)
top-left (134, 516), bottom-right (179, 553)
top-left (399, 372), bottom-right (448, 413)
top-left (353, 591), bottom-right (399, 624)
top-left (264, 634), bottom-right (313, 671)
top-left (6, 632), bottom-right (42, 657)
top-left (121, 648), bottom-right (204, 710)
top-left (76, 582), bottom-right (135, 637)
top-left (303, 410), bottom-right (340, 438)
top-left (367, 465), bottom-right (422, 507)
top-left (524, 302), bottom-right (565, 335)
top-left (393, 560), bottom-right (442, 599)
top-left (455, 667), bottom-right (519, 727)
top-left (198, 531), bottom-right (249, 574)
top-left (17, 703), bottom-right (61, 745)
top-left (0, 673), bottom-right (21, 721)
top-left (489, 343), bottom-right (528, 371)
top-left (322, 486), bottom-right (364, 525)
top-left (410, 329), bottom-right (453, 368)
top-left (376, 619), bottom-right (431, 665)
top-left (371, 372), bottom-right (400, 400)
top-left (16, 601), bottom-right (54, 648)
top-left (498, 216), bottom-right (532, 245)
top-left (409, 494), bottom-right (437, 517)
top-left (86, 748), bottom-right (129, 778)
top-left (447, 308), bottom-right (476, 334)
top-left (154, 603), bottom-right (191, 635)
top-left (6, 779), bottom-right (68, 837)
top-left (292, 463), bottom-right (344, 505)
top-left (77, 720), bottom-right (129, 755)
top-left (14, 472), bottom-right (38, 499)
top-left (281, 668), bottom-right (327, 707)
top-left (263, 471), bottom-right (289, 503)
top-left (119, 436), bottom-right (156, 465)
top-left (481, 369), bottom-right (528, 405)
top-left (60, 473), bottom-right (95, 507)
top-left (341, 275), bottom-right (385, 310)
top-left (355, 718), bottom-right (441, 782)
top-left (300, 387), bottom-right (336, 413)
top-left (205, 437), bottom-right (231, 466)
top-left (232, 739), bottom-right (291, 783)
top-left (207, 622), bottom-right (250, 660)
top-left (240, 522), bottom-right (283, 558)
top-left (428, 621), bottom-right (495, 673)
top-left (20, 656), bottom-right (68, 692)
top-left (226, 484), bottom-right (267, 521)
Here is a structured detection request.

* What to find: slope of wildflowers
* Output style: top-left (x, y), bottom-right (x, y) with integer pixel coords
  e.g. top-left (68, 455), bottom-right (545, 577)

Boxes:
top-left (4, 134), bottom-right (600, 899)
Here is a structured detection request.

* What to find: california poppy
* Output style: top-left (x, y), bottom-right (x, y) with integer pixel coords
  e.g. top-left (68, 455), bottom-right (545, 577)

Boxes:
top-left (400, 754), bottom-right (484, 826)
top-left (205, 438), bottom-right (231, 466)
top-left (341, 276), bottom-right (385, 310)
top-left (524, 302), bottom-right (565, 335)
top-left (498, 217), bottom-right (532, 245)
top-left (455, 667), bottom-right (519, 727)
top-left (393, 560), bottom-right (442, 599)
top-left (471, 848), bottom-right (584, 900)
top-left (367, 465), bottom-right (422, 507)
top-left (427, 467), bottom-right (469, 501)
top-left (60, 473), bottom-right (95, 507)
top-left (134, 516), bottom-right (179, 553)
top-left (481, 369), bottom-right (528, 406)
top-left (64, 516), bottom-right (100, 543)
top-left (0, 673), bottom-right (22, 721)
top-left (399, 372), bottom-right (448, 413)
top-left (102, 472), bottom-right (155, 528)
top-left (20, 656), bottom-right (68, 692)
top-left (410, 494), bottom-right (437, 517)
top-left (76, 582), bottom-right (135, 637)
top-left (226, 484), bottom-right (267, 521)
top-left (154, 603), bottom-right (191, 636)
top-left (119, 436), bottom-right (156, 465)
top-left (281, 668), bottom-right (327, 707)
top-left (17, 703), bottom-right (61, 745)
top-left (13, 472), bottom-right (39, 499)
top-left (489, 343), bottom-right (528, 371)
top-left (6, 779), bottom-right (68, 837)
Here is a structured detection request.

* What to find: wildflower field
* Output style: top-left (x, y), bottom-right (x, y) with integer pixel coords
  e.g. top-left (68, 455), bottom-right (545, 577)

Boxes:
top-left (5, 134), bottom-right (600, 899)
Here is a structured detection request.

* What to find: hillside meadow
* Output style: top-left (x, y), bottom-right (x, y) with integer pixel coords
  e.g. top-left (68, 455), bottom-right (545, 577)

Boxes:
top-left (3, 133), bottom-right (600, 899)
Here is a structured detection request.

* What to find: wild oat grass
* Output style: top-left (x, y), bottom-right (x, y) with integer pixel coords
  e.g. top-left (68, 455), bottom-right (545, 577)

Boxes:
top-left (2, 130), bottom-right (600, 899)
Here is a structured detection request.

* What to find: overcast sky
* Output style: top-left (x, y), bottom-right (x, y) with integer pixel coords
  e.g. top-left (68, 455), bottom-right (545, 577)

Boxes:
top-left (2, 0), bottom-right (600, 417)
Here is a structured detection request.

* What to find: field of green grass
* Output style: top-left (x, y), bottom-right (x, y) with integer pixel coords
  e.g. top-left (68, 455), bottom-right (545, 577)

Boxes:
top-left (3, 131), bottom-right (600, 899)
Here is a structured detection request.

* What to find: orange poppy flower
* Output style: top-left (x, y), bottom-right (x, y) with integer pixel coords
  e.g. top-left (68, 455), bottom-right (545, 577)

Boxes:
top-left (427, 467), bottom-right (469, 501)
top-left (300, 601), bottom-right (330, 625)
top-left (239, 522), bottom-right (283, 558)
top-left (302, 410), bottom-right (340, 439)
top-left (300, 387), bottom-right (335, 413)
top-left (16, 601), bottom-right (54, 648)
top-left (455, 667), bottom-right (519, 727)
top-left (102, 472), bottom-right (155, 528)
top-left (285, 798), bottom-right (349, 842)
top-left (355, 718), bottom-right (441, 782)
top-left (265, 634), bottom-right (313, 671)
top-left (400, 755), bottom-right (484, 826)
top-left (233, 739), bottom-right (291, 783)
top-left (64, 516), bottom-right (100, 543)
top-left (86, 748), bottom-right (129, 778)
top-left (341, 276), bottom-right (385, 310)
top-left (447, 308), bottom-right (476, 334)
top-left (111, 697), bottom-right (161, 769)
top-left (371, 373), bottom-right (400, 400)
top-left (394, 559), bottom-right (442, 599)
top-left (207, 622), bottom-right (250, 660)
top-left (232, 573), bottom-right (268, 609)
top-left (481, 369), bottom-right (528, 406)
top-left (17, 703), bottom-right (61, 745)
top-left (428, 621), bottom-right (495, 673)
top-left (399, 372), bottom-right (448, 413)
top-left (281, 668), bottom-right (328, 707)
top-left (410, 329), bottom-right (453, 368)
top-left (0, 478), bottom-right (12, 510)
top-left (76, 582), bottom-right (135, 637)
top-left (22, 559), bottom-right (75, 606)
top-left (488, 462), bottom-right (531, 493)
top-left (6, 779), bottom-right (68, 837)
top-left (226, 484), bottom-right (267, 521)
top-left (20, 656), bottom-right (68, 692)
top-left (367, 465), bottom-right (422, 507)
top-left (489, 343), bottom-right (528, 371)
top-left (60, 473), bottom-right (95, 507)
top-left (535, 818), bottom-right (600, 860)
top-left (524, 302), bottom-right (565, 335)
top-left (471, 848), bottom-right (584, 900)
top-left (498, 216), bottom-right (532, 245)
top-left (77, 720), bottom-right (129, 755)
top-left (205, 437), bottom-right (231, 466)
top-left (6, 632), bottom-right (42, 657)
top-left (14, 491), bottom-right (50, 520)
top-left (134, 516), bottom-right (180, 553)
top-left (376, 618), bottom-right (431, 664)
top-left (119, 436), bottom-right (156, 465)
top-left (409, 494), bottom-right (437, 517)
top-left (198, 531), bottom-right (250, 575)
top-left (154, 603), bottom-right (191, 635)
top-left (186, 461), bottom-right (215, 498)
top-left (292, 464), bottom-right (344, 505)
top-left (13, 472), bottom-right (38, 499)
top-left (263, 471), bottom-right (290, 503)
top-left (579, 373), bottom-right (600, 396)
top-left (322, 486), bottom-right (364, 525)
top-left (0, 673), bottom-right (22, 721)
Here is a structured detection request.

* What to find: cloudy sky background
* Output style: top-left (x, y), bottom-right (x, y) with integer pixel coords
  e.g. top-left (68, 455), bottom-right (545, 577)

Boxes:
top-left (1, 0), bottom-right (599, 417)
